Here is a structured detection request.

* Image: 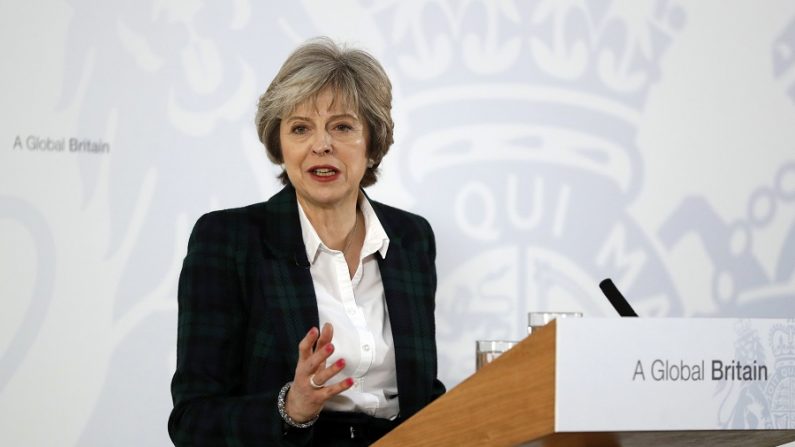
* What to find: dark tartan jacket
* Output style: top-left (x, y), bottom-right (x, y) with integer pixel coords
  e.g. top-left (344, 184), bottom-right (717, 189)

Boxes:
top-left (168, 185), bottom-right (446, 446)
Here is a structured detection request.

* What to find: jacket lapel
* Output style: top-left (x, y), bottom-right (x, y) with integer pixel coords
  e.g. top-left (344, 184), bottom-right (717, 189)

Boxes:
top-left (372, 202), bottom-right (435, 418)
top-left (258, 185), bottom-right (319, 368)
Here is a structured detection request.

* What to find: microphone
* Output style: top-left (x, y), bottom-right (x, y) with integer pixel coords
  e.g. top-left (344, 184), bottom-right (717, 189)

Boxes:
top-left (599, 278), bottom-right (638, 317)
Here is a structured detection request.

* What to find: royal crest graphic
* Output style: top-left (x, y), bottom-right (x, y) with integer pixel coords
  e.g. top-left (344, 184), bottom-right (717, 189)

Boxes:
top-left (714, 320), bottom-right (795, 430)
top-left (766, 320), bottom-right (795, 429)
top-left (375, 0), bottom-right (687, 383)
top-left (717, 320), bottom-right (771, 429)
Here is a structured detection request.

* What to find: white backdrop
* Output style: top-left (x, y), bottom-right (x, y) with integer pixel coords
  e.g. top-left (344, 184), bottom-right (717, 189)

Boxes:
top-left (2, 1), bottom-right (794, 445)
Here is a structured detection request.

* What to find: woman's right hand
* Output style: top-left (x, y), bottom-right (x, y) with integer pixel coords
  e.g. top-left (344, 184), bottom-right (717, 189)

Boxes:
top-left (285, 323), bottom-right (354, 422)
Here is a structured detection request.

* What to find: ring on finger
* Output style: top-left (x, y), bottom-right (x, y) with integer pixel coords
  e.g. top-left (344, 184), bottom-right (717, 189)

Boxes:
top-left (309, 374), bottom-right (325, 390)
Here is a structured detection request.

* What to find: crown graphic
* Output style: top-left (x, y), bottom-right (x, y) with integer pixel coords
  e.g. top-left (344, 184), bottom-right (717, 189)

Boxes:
top-left (387, 1), bottom-right (684, 103)
top-left (770, 320), bottom-right (795, 363)
top-left (380, 0), bottom-right (685, 194)
top-left (733, 320), bottom-right (764, 361)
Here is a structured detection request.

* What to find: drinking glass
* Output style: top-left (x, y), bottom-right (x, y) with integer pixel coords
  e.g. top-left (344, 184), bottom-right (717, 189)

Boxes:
top-left (475, 340), bottom-right (518, 370)
top-left (527, 311), bottom-right (583, 334)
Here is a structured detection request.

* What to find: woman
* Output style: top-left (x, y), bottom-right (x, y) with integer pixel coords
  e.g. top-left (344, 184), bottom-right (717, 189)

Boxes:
top-left (168, 37), bottom-right (445, 446)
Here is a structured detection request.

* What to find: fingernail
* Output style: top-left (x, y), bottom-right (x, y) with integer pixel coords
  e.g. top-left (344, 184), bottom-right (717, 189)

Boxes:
top-left (325, 343), bottom-right (334, 353)
top-left (335, 358), bottom-right (345, 368)
top-left (308, 327), bottom-right (317, 337)
top-left (345, 378), bottom-right (355, 387)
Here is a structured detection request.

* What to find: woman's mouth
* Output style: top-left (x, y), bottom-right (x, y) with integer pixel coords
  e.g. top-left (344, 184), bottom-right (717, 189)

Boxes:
top-left (308, 166), bottom-right (340, 181)
top-left (312, 168), bottom-right (337, 176)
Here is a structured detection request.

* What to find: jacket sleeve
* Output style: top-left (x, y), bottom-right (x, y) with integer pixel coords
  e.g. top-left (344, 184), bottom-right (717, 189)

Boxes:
top-left (423, 216), bottom-right (447, 402)
top-left (167, 212), bottom-right (311, 447)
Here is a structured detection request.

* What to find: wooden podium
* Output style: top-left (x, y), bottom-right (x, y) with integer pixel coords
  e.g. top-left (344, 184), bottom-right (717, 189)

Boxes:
top-left (373, 319), bottom-right (795, 447)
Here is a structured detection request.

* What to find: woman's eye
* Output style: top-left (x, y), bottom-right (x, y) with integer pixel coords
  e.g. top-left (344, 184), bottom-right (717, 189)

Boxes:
top-left (291, 125), bottom-right (308, 135)
top-left (334, 123), bottom-right (353, 132)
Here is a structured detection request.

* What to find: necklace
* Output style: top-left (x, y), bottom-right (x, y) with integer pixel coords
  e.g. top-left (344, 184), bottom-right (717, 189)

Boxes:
top-left (341, 211), bottom-right (359, 255)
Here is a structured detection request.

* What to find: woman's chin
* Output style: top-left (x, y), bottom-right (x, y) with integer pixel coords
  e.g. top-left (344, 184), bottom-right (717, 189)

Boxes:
top-left (298, 188), bottom-right (357, 209)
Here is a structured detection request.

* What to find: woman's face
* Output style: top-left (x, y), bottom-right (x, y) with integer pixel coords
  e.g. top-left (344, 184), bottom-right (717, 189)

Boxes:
top-left (280, 89), bottom-right (369, 211)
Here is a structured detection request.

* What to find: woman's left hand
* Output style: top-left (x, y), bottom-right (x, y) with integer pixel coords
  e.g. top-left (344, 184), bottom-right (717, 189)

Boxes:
top-left (285, 323), bottom-right (354, 422)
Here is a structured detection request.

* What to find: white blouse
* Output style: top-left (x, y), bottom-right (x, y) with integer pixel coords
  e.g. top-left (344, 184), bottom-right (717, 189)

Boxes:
top-left (296, 196), bottom-right (399, 419)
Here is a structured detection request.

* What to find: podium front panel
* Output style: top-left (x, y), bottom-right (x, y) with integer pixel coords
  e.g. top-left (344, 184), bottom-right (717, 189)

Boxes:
top-left (556, 318), bottom-right (795, 433)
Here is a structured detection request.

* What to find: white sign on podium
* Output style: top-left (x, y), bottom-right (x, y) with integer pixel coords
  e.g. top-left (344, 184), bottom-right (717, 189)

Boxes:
top-left (556, 318), bottom-right (795, 432)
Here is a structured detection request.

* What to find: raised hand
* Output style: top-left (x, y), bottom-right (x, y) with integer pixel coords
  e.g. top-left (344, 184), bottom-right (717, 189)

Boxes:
top-left (285, 323), bottom-right (354, 422)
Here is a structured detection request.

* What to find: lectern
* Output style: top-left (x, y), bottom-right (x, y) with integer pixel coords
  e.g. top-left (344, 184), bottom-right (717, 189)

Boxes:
top-left (373, 318), bottom-right (795, 447)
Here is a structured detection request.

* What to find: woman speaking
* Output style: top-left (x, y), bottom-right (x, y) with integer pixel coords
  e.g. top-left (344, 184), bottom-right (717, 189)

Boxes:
top-left (168, 37), bottom-right (445, 446)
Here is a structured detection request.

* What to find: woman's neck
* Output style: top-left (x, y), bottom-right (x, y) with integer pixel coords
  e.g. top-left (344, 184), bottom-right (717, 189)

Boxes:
top-left (298, 194), bottom-right (361, 252)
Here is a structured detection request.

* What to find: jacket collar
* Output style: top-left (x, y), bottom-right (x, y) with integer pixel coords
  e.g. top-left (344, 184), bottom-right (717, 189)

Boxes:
top-left (261, 185), bottom-right (400, 262)
top-left (259, 185), bottom-right (309, 266)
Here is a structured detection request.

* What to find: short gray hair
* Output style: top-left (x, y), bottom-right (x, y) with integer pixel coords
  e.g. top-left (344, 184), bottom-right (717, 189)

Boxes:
top-left (255, 37), bottom-right (394, 187)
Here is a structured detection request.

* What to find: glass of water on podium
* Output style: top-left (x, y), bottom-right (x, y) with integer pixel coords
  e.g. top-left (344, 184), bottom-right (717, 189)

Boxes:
top-left (527, 311), bottom-right (582, 335)
top-left (475, 340), bottom-right (518, 370)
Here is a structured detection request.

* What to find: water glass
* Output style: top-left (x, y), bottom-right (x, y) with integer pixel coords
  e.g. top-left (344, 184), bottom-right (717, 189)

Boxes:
top-left (475, 340), bottom-right (518, 370)
top-left (527, 311), bottom-right (583, 334)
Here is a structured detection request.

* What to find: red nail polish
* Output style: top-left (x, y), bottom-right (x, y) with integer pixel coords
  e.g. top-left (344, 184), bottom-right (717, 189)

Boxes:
top-left (345, 378), bottom-right (355, 387)
top-left (335, 358), bottom-right (345, 368)
top-left (308, 327), bottom-right (317, 337)
top-left (326, 343), bottom-right (334, 353)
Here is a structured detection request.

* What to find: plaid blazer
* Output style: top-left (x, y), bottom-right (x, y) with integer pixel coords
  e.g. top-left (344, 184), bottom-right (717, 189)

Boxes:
top-left (168, 185), bottom-right (445, 446)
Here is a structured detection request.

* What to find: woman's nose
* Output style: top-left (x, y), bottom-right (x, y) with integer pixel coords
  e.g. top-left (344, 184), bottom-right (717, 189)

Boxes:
top-left (311, 131), bottom-right (332, 154)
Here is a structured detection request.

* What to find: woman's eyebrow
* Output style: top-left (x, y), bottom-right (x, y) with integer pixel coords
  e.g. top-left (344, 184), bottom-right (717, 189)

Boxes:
top-left (284, 113), bottom-right (360, 123)
top-left (328, 113), bottom-right (360, 121)
top-left (283, 115), bottom-right (311, 123)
